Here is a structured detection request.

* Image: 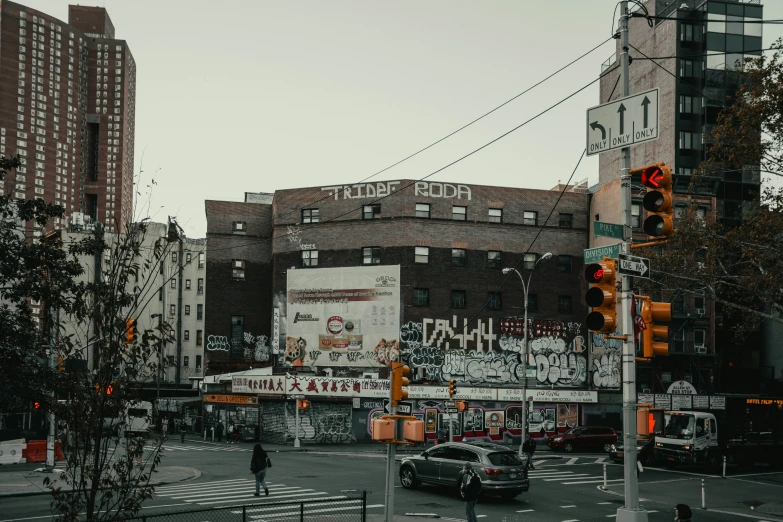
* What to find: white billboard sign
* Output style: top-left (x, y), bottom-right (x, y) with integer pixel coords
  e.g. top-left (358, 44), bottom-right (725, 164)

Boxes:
top-left (285, 266), bottom-right (401, 367)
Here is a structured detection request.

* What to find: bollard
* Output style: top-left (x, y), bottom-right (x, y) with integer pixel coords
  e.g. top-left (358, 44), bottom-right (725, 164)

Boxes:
top-left (722, 455), bottom-right (727, 478)
top-left (603, 463), bottom-right (608, 489)
top-left (701, 479), bottom-right (707, 509)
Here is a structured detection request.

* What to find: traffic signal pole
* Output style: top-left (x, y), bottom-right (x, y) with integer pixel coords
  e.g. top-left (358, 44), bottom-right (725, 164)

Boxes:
top-left (617, 3), bottom-right (646, 521)
top-left (383, 389), bottom-right (396, 522)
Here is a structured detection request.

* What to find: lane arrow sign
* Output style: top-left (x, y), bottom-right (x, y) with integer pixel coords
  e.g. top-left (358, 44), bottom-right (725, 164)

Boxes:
top-left (590, 121), bottom-right (606, 140)
top-left (617, 103), bottom-right (626, 134)
top-left (641, 96), bottom-right (651, 128)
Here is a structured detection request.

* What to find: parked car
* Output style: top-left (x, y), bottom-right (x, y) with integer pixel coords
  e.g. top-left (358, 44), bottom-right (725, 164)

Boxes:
top-left (609, 438), bottom-right (655, 465)
top-left (399, 441), bottom-right (529, 500)
top-left (548, 426), bottom-right (618, 453)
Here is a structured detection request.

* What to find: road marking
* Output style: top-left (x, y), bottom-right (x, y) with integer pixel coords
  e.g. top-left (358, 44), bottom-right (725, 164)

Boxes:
top-left (564, 478), bottom-right (624, 485)
top-left (192, 489), bottom-right (321, 504)
top-left (598, 502), bottom-right (614, 505)
top-left (606, 515), bottom-right (617, 518)
top-left (156, 478), bottom-right (251, 490)
top-left (544, 474), bottom-right (592, 481)
top-left (247, 503), bottom-right (384, 520)
top-left (168, 486), bottom-right (301, 500)
top-left (232, 497), bottom-right (361, 514)
top-left (516, 509), bottom-right (535, 513)
top-left (703, 508), bottom-right (780, 520)
top-left (725, 477), bottom-right (783, 488)
top-left (728, 471), bottom-right (783, 478)
top-left (561, 519), bottom-right (579, 522)
top-left (595, 457), bottom-right (607, 464)
top-left (567, 458), bottom-right (579, 465)
top-left (561, 505), bottom-right (577, 508)
top-left (199, 491), bottom-right (330, 506)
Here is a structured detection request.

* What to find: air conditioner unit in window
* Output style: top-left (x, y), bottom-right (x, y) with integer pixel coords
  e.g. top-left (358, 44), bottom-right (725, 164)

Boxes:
top-left (695, 345), bottom-right (707, 354)
top-left (695, 308), bottom-right (705, 316)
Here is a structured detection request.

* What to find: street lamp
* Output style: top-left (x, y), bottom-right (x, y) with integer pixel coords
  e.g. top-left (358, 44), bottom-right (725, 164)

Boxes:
top-left (503, 251), bottom-right (552, 457)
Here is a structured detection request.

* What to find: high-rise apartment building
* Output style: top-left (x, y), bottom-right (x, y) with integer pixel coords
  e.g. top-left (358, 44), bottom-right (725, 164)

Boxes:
top-left (591, 0), bottom-right (766, 395)
top-left (0, 1), bottom-right (136, 233)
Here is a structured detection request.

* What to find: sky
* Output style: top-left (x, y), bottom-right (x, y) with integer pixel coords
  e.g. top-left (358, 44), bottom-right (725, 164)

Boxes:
top-left (20, 1), bottom-right (783, 238)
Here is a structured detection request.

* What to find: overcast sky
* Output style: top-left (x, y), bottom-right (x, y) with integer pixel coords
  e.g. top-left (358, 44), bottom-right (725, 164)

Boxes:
top-left (22, 1), bottom-right (783, 237)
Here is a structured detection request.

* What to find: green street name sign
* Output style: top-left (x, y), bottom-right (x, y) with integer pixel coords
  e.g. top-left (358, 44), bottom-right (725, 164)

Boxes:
top-left (584, 244), bottom-right (621, 264)
top-left (593, 220), bottom-right (625, 239)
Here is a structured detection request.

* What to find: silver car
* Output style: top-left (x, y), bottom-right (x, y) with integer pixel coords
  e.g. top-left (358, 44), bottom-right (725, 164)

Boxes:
top-left (399, 441), bottom-right (529, 500)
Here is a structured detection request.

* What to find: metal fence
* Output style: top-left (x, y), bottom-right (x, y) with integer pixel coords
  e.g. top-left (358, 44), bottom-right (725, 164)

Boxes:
top-left (131, 492), bottom-right (367, 522)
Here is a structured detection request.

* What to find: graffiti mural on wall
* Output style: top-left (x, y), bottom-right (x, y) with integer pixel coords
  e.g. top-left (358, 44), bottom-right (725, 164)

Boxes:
top-left (206, 333), bottom-right (271, 362)
top-left (261, 402), bottom-right (354, 445)
top-left (591, 331), bottom-right (622, 389)
top-left (400, 316), bottom-right (587, 387)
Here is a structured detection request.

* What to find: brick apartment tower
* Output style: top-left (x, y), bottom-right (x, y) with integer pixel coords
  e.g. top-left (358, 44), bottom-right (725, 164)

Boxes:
top-left (0, 1), bottom-right (136, 232)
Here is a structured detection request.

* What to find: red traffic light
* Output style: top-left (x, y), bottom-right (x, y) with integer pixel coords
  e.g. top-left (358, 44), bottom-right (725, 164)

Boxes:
top-left (34, 401), bottom-right (41, 409)
top-left (591, 267), bottom-right (604, 281)
top-left (641, 167), bottom-right (664, 188)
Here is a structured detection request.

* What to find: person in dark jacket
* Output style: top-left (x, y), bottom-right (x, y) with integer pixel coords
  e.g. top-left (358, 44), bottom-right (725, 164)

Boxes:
top-left (460, 462), bottom-right (481, 522)
top-left (179, 418), bottom-right (188, 443)
top-left (250, 443), bottom-right (270, 496)
top-left (675, 503), bottom-right (692, 521)
top-left (216, 420), bottom-right (224, 442)
top-left (522, 434), bottom-right (536, 470)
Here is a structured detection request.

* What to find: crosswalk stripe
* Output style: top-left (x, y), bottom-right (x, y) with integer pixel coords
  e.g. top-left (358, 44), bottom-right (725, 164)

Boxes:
top-left (563, 478), bottom-right (625, 485)
top-left (183, 488), bottom-right (318, 503)
top-left (230, 497), bottom-right (356, 514)
top-left (566, 457), bottom-right (579, 465)
top-left (528, 471), bottom-right (576, 477)
top-left (243, 499), bottom-right (360, 515)
top-left (156, 478), bottom-right (252, 492)
top-left (167, 486), bottom-right (301, 500)
top-left (197, 491), bottom-right (329, 506)
top-left (248, 504), bottom-right (384, 520)
top-left (543, 474), bottom-right (592, 481)
top-left (157, 481), bottom-right (263, 494)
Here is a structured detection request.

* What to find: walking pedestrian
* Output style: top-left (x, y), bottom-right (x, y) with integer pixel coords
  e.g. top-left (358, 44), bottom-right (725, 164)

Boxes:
top-left (674, 503), bottom-right (692, 521)
top-left (162, 417), bottom-right (169, 439)
top-left (134, 436), bottom-right (144, 466)
top-left (460, 462), bottom-right (482, 522)
top-left (216, 420), bottom-right (224, 443)
top-left (522, 433), bottom-right (536, 470)
top-left (250, 443), bottom-right (271, 497)
top-left (180, 418), bottom-right (187, 443)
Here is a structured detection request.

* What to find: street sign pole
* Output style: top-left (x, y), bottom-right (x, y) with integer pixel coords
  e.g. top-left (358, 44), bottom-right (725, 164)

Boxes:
top-left (617, 3), bottom-right (646, 522)
top-left (294, 400), bottom-right (301, 449)
top-left (384, 381), bottom-right (397, 522)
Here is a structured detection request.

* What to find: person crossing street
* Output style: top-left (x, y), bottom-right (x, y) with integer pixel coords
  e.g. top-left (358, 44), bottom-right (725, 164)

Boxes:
top-left (460, 462), bottom-right (482, 522)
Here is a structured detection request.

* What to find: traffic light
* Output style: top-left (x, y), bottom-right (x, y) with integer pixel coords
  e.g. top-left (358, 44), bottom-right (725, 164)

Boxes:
top-left (455, 400), bottom-right (467, 412)
top-left (34, 401), bottom-right (41, 409)
top-left (637, 407), bottom-right (665, 436)
top-left (391, 362), bottom-right (410, 406)
top-left (448, 379), bottom-right (456, 398)
top-left (584, 259), bottom-right (617, 333)
top-left (297, 400), bottom-right (310, 410)
top-left (124, 318), bottom-right (136, 345)
top-left (57, 356), bottom-right (65, 373)
top-left (632, 163), bottom-right (674, 239)
top-left (641, 298), bottom-right (672, 357)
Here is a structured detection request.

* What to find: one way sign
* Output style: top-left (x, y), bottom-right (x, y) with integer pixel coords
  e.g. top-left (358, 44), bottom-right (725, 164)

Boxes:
top-left (586, 88), bottom-right (659, 156)
top-left (618, 254), bottom-right (650, 279)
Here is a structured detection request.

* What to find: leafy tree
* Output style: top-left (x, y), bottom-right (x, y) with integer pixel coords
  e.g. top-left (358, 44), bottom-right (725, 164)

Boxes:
top-left (639, 41), bottom-right (783, 340)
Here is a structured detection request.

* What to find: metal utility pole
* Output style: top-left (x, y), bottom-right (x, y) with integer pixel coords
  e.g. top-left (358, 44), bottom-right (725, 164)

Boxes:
top-left (175, 236), bottom-right (184, 385)
top-left (617, 3), bottom-right (646, 521)
top-left (383, 392), bottom-right (397, 522)
top-left (294, 400), bottom-right (301, 449)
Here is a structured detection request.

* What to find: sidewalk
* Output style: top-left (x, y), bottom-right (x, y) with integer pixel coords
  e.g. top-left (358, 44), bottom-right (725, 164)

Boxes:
top-left (0, 466), bottom-right (200, 498)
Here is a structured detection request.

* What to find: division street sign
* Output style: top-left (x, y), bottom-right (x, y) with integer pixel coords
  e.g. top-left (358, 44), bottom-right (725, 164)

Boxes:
top-left (584, 244), bottom-right (621, 264)
top-left (594, 221), bottom-right (625, 239)
top-left (586, 88), bottom-right (659, 156)
top-left (618, 253), bottom-right (651, 278)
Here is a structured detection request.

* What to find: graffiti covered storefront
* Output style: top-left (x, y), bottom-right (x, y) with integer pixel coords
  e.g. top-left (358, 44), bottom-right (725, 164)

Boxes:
top-left (206, 373), bottom-right (599, 445)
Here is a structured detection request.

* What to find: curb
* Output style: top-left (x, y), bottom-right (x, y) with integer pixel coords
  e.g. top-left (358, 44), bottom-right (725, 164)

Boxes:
top-left (0, 467), bottom-right (201, 499)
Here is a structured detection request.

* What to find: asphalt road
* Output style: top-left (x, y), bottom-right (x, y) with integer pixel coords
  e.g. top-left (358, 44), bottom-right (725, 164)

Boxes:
top-left (2, 441), bottom-right (783, 522)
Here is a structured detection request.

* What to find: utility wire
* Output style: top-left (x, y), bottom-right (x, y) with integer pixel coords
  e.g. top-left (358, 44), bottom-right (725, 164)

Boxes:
top-left (634, 47), bottom-right (778, 60)
top-left (629, 44), bottom-right (715, 102)
top-left (205, 68), bottom-right (616, 257)
top-left (228, 38), bottom-right (613, 236)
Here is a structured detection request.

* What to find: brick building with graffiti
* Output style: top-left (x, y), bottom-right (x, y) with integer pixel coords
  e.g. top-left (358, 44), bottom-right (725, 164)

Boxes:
top-left (202, 180), bottom-right (633, 443)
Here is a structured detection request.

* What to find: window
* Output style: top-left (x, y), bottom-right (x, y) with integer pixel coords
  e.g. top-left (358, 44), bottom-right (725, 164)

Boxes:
top-left (694, 293), bottom-right (705, 312)
top-left (232, 221), bottom-right (246, 233)
top-left (558, 295), bottom-right (572, 314)
top-left (558, 213), bottom-right (572, 228)
top-left (159, 288), bottom-right (163, 301)
top-left (362, 246), bottom-right (380, 265)
top-left (171, 252), bottom-right (178, 263)
top-left (170, 278), bottom-right (176, 289)
top-left (302, 250), bottom-right (318, 267)
top-left (523, 211), bottom-right (537, 226)
top-left (415, 203), bottom-right (430, 218)
top-left (674, 205), bottom-right (687, 222)
top-left (198, 253), bottom-right (205, 269)
top-left (487, 292), bottom-right (502, 310)
top-left (557, 255), bottom-right (572, 273)
top-left (680, 95), bottom-right (695, 114)
top-left (488, 208), bottom-right (502, 223)
top-left (231, 316), bottom-right (244, 350)
top-left (196, 355), bottom-right (202, 369)
top-left (413, 288), bottom-right (429, 307)
top-left (452, 248), bottom-right (466, 267)
top-left (196, 330), bottom-right (203, 346)
top-left (680, 23), bottom-right (700, 42)
top-left (694, 330), bottom-right (706, 347)
top-left (185, 279), bottom-right (191, 290)
top-left (363, 204), bottom-right (380, 219)
top-left (679, 59), bottom-right (697, 78)
top-left (197, 304), bottom-right (203, 320)
top-left (183, 356), bottom-right (189, 367)
top-left (185, 305), bottom-right (190, 315)
top-left (527, 294), bottom-right (538, 312)
top-left (680, 131), bottom-right (697, 150)
top-left (169, 304), bottom-right (176, 316)
top-left (487, 251), bottom-right (502, 269)
top-left (197, 278), bottom-right (204, 294)
top-left (186, 253), bottom-right (192, 264)
top-left (523, 253), bottom-right (537, 271)
top-left (415, 246), bottom-right (429, 264)
top-left (452, 205), bottom-right (467, 221)
top-left (451, 290), bottom-right (466, 309)
top-left (302, 208), bottom-right (319, 224)
top-left (631, 203), bottom-right (641, 228)
top-left (184, 330), bottom-right (189, 341)
top-left (232, 259), bottom-right (246, 279)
